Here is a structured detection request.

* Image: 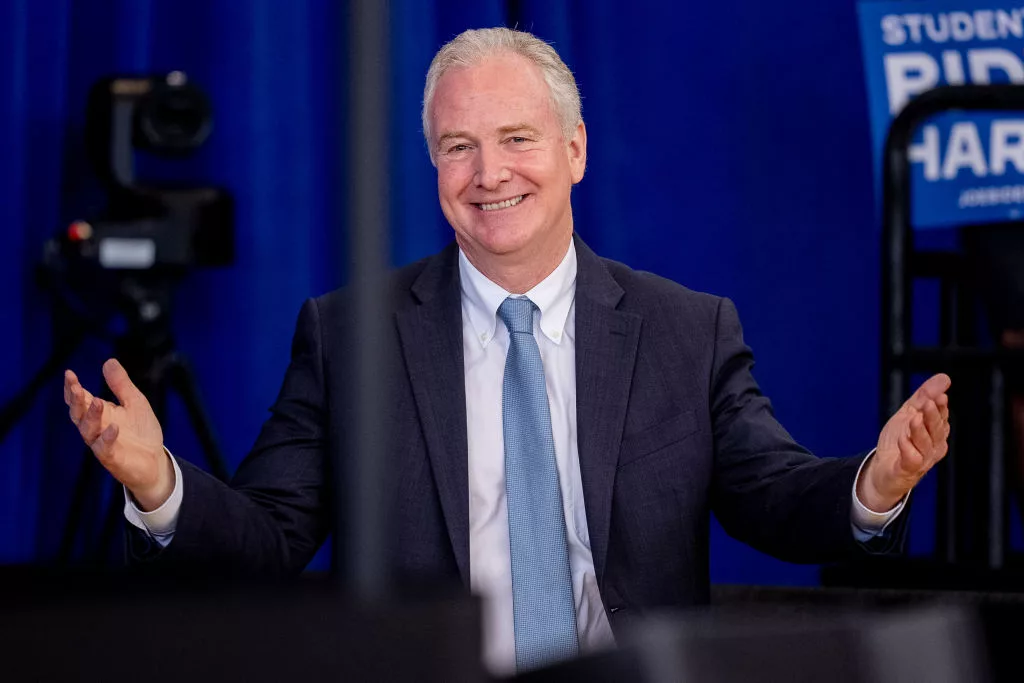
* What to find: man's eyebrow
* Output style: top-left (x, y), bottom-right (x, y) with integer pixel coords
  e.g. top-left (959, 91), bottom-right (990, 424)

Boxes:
top-left (435, 125), bottom-right (542, 149)
top-left (436, 131), bottom-right (470, 147)
top-left (497, 124), bottom-right (541, 136)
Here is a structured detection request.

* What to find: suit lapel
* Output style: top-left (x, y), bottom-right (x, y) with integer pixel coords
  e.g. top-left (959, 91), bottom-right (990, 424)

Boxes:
top-left (395, 244), bottom-right (471, 585)
top-left (573, 237), bottom-right (642, 584)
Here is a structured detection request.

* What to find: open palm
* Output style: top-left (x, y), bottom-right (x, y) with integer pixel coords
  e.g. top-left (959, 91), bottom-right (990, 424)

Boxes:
top-left (64, 359), bottom-right (172, 510)
top-left (860, 373), bottom-right (951, 512)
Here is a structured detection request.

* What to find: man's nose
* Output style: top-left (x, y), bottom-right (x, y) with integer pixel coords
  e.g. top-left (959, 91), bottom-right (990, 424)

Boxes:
top-left (474, 146), bottom-right (512, 190)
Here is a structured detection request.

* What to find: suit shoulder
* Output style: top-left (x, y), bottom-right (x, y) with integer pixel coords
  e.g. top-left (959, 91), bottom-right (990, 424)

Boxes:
top-left (308, 253), bottom-right (434, 318)
top-left (599, 255), bottom-right (725, 320)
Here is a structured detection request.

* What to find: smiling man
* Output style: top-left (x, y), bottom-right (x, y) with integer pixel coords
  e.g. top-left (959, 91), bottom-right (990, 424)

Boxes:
top-left (64, 28), bottom-right (951, 676)
top-left (429, 45), bottom-right (586, 295)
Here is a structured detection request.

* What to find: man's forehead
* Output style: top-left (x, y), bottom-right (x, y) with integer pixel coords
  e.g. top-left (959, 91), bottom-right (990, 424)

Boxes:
top-left (429, 56), bottom-right (556, 138)
top-left (436, 60), bottom-right (545, 101)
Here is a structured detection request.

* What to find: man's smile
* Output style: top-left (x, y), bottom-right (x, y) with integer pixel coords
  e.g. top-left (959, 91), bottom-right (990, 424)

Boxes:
top-left (474, 194), bottom-right (528, 212)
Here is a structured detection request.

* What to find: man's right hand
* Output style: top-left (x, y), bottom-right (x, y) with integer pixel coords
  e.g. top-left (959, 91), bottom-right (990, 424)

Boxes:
top-left (64, 359), bottom-right (173, 511)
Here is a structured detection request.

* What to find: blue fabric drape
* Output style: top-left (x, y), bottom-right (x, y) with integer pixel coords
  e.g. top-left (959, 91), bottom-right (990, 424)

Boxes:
top-left (2, 1), bottom-right (909, 582)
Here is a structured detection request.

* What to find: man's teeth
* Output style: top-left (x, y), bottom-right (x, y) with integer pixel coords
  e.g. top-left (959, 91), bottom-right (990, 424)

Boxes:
top-left (478, 195), bottom-right (525, 211)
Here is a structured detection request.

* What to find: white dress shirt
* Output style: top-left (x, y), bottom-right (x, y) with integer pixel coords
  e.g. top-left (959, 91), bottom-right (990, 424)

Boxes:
top-left (124, 239), bottom-right (904, 676)
top-left (458, 242), bottom-right (614, 674)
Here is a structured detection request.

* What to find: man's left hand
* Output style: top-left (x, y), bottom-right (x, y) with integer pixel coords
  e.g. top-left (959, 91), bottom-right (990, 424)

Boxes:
top-left (858, 373), bottom-right (952, 512)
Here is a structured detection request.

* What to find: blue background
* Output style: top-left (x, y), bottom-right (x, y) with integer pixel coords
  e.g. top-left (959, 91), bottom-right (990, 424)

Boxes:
top-left (0, 0), bottom-right (939, 583)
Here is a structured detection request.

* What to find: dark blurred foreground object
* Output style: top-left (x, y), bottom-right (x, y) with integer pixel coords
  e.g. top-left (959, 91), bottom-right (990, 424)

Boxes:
top-left (0, 568), bottom-right (482, 682)
top-left (715, 583), bottom-right (1024, 683)
top-left (517, 597), bottom-right (988, 683)
top-left (0, 568), bottom-right (1001, 683)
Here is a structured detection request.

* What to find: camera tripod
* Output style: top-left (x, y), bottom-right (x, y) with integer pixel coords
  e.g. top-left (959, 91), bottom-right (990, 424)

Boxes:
top-left (0, 274), bottom-right (229, 563)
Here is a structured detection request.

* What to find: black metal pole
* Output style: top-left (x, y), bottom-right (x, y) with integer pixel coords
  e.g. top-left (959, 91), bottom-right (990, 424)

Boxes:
top-left (338, 0), bottom-right (391, 601)
top-left (989, 367), bottom-right (1005, 569)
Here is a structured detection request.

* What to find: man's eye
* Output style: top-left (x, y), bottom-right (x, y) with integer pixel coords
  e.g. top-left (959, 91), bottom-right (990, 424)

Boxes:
top-left (509, 136), bottom-right (527, 144)
top-left (447, 144), bottom-right (470, 154)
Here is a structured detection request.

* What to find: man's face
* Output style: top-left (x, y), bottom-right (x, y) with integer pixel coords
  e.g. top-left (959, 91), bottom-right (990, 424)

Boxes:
top-left (429, 52), bottom-right (586, 268)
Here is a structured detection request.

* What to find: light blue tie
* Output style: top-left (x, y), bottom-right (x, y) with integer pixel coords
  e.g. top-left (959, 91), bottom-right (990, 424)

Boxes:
top-left (498, 296), bottom-right (579, 671)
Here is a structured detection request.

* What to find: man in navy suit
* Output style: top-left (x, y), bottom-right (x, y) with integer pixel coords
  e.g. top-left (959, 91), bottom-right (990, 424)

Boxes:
top-left (65, 28), bottom-right (951, 675)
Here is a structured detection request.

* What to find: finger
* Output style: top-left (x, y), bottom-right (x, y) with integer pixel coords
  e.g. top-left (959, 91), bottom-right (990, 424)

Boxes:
top-left (907, 373), bottom-right (952, 411)
top-left (909, 413), bottom-right (934, 466)
top-left (928, 425), bottom-right (950, 467)
top-left (922, 399), bottom-right (944, 440)
top-left (102, 358), bottom-right (143, 408)
top-left (78, 396), bottom-right (106, 444)
top-left (63, 370), bottom-right (77, 406)
top-left (68, 382), bottom-right (96, 426)
top-left (898, 432), bottom-right (925, 473)
top-left (90, 422), bottom-right (119, 463)
top-left (936, 393), bottom-right (949, 423)
top-left (65, 369), bottom-right (87, 408)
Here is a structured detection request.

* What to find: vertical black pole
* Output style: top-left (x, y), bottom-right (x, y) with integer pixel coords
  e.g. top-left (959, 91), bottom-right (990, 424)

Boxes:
top-left (338, 0), bottom-right (391, 600)
top-left (505, 0), bottom-right (523, 27)
top-left (989, 367), bottom-right (1005, 569)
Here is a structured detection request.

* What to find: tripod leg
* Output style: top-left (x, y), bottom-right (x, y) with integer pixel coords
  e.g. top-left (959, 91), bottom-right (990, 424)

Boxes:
top-left (0, 329), bottom-right (86, 444)
top-left (5, 328), bottom-right (97, 563)
top-left (164, 353), bottom-right (230, 482)
top-left (58, 448), bottom-right (105, 564)
top-left (97, 480), bottom-right (127, 565)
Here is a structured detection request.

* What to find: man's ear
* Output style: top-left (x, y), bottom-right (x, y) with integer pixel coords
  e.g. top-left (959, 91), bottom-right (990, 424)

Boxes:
top-left (567, 121), bottom-right (587, 184)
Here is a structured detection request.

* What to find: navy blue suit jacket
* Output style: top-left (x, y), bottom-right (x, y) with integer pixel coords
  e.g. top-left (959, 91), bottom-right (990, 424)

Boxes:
top-left (132, 236), bottom-right (898, 631)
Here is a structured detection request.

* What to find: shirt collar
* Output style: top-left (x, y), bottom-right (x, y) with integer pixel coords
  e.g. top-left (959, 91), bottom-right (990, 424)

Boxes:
top-left (459, 240), bottom-right (577, 348)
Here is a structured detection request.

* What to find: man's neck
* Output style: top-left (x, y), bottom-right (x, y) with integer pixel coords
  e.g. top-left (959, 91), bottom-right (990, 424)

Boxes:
top-left (458, 232), bottom-right (573, 294)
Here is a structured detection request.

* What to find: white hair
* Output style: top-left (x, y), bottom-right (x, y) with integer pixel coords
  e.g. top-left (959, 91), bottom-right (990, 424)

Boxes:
top-left (421, 27), bottom-right (582, 163)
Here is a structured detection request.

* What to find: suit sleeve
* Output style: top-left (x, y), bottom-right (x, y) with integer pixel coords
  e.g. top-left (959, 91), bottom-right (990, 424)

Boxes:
top-left (707, 298), bottom-right (905, 562)
top-left (128, 298), bottom-right (331, 576)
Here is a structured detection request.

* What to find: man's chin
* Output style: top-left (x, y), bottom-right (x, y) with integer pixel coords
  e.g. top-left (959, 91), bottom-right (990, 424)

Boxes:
top-left (458, 231), bottom-right (534, 260)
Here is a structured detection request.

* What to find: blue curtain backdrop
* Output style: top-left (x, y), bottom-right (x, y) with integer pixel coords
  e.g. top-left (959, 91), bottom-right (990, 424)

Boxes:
top-left (0, 0), bottom-right (915, 582)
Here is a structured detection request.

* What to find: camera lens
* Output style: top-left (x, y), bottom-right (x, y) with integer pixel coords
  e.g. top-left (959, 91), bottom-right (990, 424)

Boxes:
top-left (135, 80), bottom-right (212, 153)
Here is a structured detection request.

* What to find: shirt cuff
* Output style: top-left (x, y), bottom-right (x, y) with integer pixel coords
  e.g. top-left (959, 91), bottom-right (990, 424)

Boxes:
top-left (122, 448), bottom-right (182, 548)
top-left (850, 448), bottom-right (908, 542)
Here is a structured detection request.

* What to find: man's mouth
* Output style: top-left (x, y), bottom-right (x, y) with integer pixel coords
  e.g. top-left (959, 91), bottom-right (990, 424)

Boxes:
top-left (475, 194), bottom-right (527, 212)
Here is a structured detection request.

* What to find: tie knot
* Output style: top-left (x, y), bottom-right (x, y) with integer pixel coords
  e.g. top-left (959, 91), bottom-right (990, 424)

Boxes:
top-left (498, 296), bottom-right (536, 335)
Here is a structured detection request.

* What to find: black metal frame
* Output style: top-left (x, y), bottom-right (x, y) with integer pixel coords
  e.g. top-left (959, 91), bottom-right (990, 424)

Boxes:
top-left (882, 84), bottom-right (1024, 569)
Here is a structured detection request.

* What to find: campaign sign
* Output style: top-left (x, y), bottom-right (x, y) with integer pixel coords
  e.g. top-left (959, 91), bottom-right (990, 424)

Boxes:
top-left (859, 1), bottom-right (1024, 229)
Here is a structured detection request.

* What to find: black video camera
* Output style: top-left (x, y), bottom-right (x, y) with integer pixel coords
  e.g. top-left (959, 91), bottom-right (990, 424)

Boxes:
top-left (54, 72), bottom-right (234, 272)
